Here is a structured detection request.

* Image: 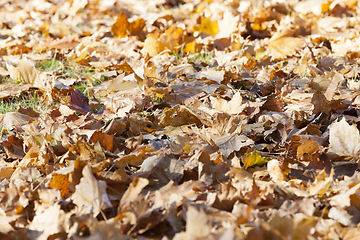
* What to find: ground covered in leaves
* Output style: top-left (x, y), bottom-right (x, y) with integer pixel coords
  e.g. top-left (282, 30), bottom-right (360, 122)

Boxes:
top-left (2, 0), bottom-right (360, 239)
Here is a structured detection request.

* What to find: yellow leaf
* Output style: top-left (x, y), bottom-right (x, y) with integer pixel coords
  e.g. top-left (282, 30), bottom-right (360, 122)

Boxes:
top-left (111, 13), bottom-right (145, 38)
top-left (115, 146), bottom-right (154, 167)
top-left (321, 1), bottom-right (331, 13)
top-left (144, 26), bottom-right (184, 55)
top-left (252, 23), bottom-right (266, 31)
top-left (163, 26), bottom-right (184, 50)
top-left (242, 150), bottom-right (268, 169)
top-left (196, 2), bottom-right (207, 13)
top-left (194, 18), bottom-right (219, 36)
top-left (144, 33), bottom-right (161, 55)
top-left (182, 143), bottom-right (192, 154)
top-left (183, 41), bottom-right (196, 53)
top-left (111, 14), bottom-right (128, 38)
top-left (71, 49), bottom-right (88, 63)
top-left (242, 53), bottom-right (257, 70)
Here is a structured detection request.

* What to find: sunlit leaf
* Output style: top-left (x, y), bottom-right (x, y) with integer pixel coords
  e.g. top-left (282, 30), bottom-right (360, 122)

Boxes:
top-left (242, 150), bottom-right (268, 169)
top-left (194, 17), bottom-right (219, 36)
top-left (48, 173), bottom-right (71, 198)
top-left (111, 13), bottom-right (145, 39)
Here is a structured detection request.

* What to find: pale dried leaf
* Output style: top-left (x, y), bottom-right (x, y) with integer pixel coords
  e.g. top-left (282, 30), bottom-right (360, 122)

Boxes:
top-left (329, 118), bottom-right (360, 160)
top-left (72, 165), bottom-right (112, 216)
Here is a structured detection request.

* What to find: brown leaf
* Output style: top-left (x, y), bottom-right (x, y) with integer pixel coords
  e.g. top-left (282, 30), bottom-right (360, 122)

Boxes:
top-left (311, 90), bottom-right (331, 115)
top-left (3, 135), bottom-right (24, 159)
top-left (67, 89), bottom-right (92, 115)
top-left (103, 117), bottom-right (127, 136)
top-left (17, 105), bottom-right (39, 118)
top-left (296, 138), bottom-right (319, 160)
top-left (260, 94), bottom-right (283, 112)
top-left (119, 177), bottom-right (149, 212)
top-left (308, 150), bottom-right (332, 174)
top-left (159, 105), bottom-right (212, 128)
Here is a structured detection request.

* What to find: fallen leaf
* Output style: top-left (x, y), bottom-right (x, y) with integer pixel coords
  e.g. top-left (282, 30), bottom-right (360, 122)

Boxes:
top-left (215, 134), bottom-right (254, 158)
top-left (308, 169), bottom-right (334, 197)
top-left (194, 17), bottom-right (219, 36)
top-left (27, 204), bottom-right (70, 240)
top-left (111, 13), bottom-right (145, 39)
top-left (72, 165), bottom-right (113, 216)
top-left (6, 58), bottom-right (38, 84)
top-left (185, 205), bottom-right (211, 238)
top-left (242, 150), bottom-right (268, 169)
top-left (268, 37), bottom-right (305, 60)
top-left (67, 89), bottom-right (93, 115)
top-left (329, 118), bottom-right (360, 160)
top-left (3, 135), bottom-right (25, 159)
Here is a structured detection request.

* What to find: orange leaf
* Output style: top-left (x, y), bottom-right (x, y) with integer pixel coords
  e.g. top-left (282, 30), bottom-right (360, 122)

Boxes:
top-left (111, 14), bottom-right (145, 38)
top-left (90, 131), bottom-right (114, 152)
top-left (297, 139), bottom-right (319, 160)
top-left (48, 173), bottom-right (71, 198)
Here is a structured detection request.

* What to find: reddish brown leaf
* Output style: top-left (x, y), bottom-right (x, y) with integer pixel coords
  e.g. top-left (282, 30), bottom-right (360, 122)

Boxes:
top-left (67, 89), bottom-right (93, 115)
top-left (3, 135), bottom-right (24, 159)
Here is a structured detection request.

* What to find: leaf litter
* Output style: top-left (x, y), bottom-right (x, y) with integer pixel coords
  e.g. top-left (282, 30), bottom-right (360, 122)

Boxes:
top-left (1, 0), bottom-right (360, 239)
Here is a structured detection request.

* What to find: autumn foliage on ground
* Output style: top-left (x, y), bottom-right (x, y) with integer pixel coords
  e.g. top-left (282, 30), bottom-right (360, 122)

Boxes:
top-left (2, 0), bottom-right (360, 239)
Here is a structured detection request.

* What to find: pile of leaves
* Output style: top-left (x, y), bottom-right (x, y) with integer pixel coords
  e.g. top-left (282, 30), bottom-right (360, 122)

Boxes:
top-left (1, 0), bottom-right (360, 239)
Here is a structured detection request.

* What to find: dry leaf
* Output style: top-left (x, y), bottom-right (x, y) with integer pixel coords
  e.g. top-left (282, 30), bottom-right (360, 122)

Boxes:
top-left (268, 37), bottom-right (305, 60)
top-left (242, 150), bottom-right (268, 169)
top-left (329, 118), bottom-right (360, 160)
top-left (7, 58), bottom-right (38, 84)
top-left (215, 134), bottom-right (254, 158)
top-left (27, 205), bottom-right (70, 240)
top-left (72, 165), bottom-right (113, 216)
top-left (111, 13), bottom-right (145, 39)
top-left (1, 0), bottom-right (360, 238)
top-left (194, 17), bottom-right (220, 36)
top-left (308, 169), bottom-right (333, 197)
top-left (185, 205), bottom-right (211, 238)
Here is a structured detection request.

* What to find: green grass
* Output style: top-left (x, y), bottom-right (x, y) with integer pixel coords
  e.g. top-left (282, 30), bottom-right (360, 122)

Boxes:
top-left (0, 75), bottom-right (10, 84)
top-left (172, 45), bottom-right (214, 65)
top-left (173, 44), bottom-right (186, 64)
top-left (187, 49), bottom-right (213, 64)
top-left (0, 93), bottom-right (50, 114)
top-left (73, 80), bottom-right (90, 94)
top-left (38, 53), bottom-right (63, 72)
top-left (151, 93), bottom-right (168, 104)
top-left (37, 53), bottom-right (100, 94)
